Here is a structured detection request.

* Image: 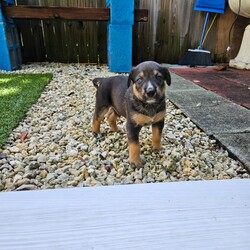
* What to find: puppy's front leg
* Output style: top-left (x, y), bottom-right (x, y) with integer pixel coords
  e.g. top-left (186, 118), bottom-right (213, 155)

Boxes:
top-left (152, 119), bottom-right (164, 152)
top-left (126, 121), bottom-right (143, 168)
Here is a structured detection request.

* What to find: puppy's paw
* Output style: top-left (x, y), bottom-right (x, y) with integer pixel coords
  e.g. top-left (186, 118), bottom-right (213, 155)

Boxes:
top-left (109, 127), bottom-right (120, 133)
top-left (153, 147), bottom-right (164, 154)
top-left (131, 160), bottom-right (144, 169)
top-left (110, 126), bottom-right (126, 134)
top-left (92, 132), bottom-right (103, 139)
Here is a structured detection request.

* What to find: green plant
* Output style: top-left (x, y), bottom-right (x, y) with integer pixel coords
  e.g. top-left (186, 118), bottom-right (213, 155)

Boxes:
top-left (0, 73), bottom-right (53, 147)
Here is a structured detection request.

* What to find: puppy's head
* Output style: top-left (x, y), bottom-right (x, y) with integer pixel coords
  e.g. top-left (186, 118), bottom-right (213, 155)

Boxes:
top-left (128, 61), bottom-right (171, 104)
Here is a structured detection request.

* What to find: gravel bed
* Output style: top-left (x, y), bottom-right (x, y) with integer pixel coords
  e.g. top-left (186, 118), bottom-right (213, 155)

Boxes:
top-left (0, 63), bottom-right (249, 191)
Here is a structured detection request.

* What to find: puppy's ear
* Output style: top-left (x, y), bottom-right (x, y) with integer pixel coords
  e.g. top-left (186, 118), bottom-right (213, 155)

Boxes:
top-left (127, 67), bottom-right (135, 87)
top-left (159, 67), bottom-right (171, 86)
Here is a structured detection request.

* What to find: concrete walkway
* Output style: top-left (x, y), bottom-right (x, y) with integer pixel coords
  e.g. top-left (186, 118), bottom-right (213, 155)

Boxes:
top-left (1, 179), bottom-right (250, 249)
top-left (168, 72), bottom-right (250, 172)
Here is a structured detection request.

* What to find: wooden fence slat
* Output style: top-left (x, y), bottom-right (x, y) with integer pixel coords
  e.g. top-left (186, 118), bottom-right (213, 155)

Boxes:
top-left (3, 6), bottom-right (111, 21)
top-left (97, 21), bottom-right (107, 63)
top-left (95, 0), bottom-right (107, 63)
top-left (15, 0), bottom-right (45, 63)
top-left (84, 0), bottom-right (99, 63)
top-left (2, 6), bottom-right (148, 22)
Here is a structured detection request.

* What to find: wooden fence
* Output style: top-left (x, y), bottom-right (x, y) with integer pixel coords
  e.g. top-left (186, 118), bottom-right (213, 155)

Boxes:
top-left (15, 0), bottom-right (249, 64)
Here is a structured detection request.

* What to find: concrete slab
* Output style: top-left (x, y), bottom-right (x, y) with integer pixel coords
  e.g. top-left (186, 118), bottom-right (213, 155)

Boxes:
top-left (169, 88), bottom-right (232, 108)
top-left (176, 102), bottom-right (250, 135)
top-left (170, 67), bottom-right (250, 109)
top-left (168, 73), bottom-right (250, 170)
top-left (169, 76), bottom-right (204, 92)
top-left (0, 180), bottom-right (250, 250)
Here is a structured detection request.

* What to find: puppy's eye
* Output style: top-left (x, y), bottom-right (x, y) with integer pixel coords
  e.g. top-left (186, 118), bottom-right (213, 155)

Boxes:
top-left (155, 74), bottom-right (163, 81)
top-left (136, 78), bottom-right (143, 85)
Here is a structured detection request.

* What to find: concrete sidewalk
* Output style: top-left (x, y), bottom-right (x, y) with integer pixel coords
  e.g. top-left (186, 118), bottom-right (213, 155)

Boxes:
top-left (168, 73), bottom-right (250, 172)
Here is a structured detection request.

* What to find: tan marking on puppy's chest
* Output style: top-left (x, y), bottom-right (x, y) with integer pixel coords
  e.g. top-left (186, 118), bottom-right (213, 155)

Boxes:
top-left (132, 111), bottom-right (165, 126)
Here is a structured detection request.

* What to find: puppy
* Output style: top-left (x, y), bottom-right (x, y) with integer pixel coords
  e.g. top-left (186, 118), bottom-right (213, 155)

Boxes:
top-left (92, 61), bottom-right (171, 168)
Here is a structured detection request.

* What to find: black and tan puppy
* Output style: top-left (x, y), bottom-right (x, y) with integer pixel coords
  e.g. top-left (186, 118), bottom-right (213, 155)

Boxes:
top-left (92, 61), bottom-right (171, 168)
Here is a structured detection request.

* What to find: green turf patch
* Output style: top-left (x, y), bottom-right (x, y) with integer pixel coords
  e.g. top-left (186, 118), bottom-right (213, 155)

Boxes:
top-left (0, 73), bottom-right (53, 147)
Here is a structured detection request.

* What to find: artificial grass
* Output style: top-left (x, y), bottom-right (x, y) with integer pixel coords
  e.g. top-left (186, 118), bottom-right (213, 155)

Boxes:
top-left (0, 73), bottom-right (53, 147)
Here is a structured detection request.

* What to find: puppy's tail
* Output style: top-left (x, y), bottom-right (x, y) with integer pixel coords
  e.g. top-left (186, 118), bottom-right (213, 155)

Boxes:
top-left (93, 78), bottom-right (103, 89)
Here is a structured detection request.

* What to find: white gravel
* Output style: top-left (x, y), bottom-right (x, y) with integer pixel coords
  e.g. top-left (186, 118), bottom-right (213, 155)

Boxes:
top-left (0, 63), bottom-right (249, 191)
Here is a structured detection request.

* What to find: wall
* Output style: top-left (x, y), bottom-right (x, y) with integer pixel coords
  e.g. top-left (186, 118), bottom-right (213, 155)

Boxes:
top-left (15, 0), bottom-right (249, 64)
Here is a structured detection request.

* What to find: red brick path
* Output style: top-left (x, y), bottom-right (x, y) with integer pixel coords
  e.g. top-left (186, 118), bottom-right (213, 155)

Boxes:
top-left (170, 67), bottom-right (250, 109)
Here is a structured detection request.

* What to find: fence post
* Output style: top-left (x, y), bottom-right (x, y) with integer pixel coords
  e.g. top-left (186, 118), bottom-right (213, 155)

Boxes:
top-left (106, 0), bottom-right (134, 73)
top-left (0, 0), bottom-right (21, 71)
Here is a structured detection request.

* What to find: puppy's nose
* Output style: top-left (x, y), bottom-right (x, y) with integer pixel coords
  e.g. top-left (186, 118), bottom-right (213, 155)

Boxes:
top-left (146, 85), bottom-right (156, 97)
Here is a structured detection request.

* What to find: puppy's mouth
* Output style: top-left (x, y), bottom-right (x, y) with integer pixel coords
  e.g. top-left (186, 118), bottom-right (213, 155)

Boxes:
top-left (146, 98), bottom-right (157, 104)
top-left (145, 96), bottom-right (157, 104)
top-left (145, 89), bottom-right (157, 103)
top-left (144, 91), bottom-right (165, 104)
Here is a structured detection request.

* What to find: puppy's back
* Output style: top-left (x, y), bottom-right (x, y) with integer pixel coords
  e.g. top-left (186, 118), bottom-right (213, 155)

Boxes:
top-left (93, 76), bottom-right (128, 89)
top-left (92, 76), bottom-right (129, 117)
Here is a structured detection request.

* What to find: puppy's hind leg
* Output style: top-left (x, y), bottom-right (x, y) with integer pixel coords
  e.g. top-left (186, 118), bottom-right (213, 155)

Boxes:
top-left (92, 107), bottom-right (109, 134)
top-left (107, 108), bottom-right (119, 132)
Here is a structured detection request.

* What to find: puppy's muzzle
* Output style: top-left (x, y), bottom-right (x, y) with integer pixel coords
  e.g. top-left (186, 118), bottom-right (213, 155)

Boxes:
top-left (146, 84), bottom-right (156, 97)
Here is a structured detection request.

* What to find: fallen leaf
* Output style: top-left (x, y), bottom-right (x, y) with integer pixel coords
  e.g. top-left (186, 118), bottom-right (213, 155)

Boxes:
top-left (213, 64), bottom-right (228, 71)
top-left (20, 131), bottom-right (28, 142)
top-left (105, 165), bottom-right (113, 172)
top-left (99, 153), bottom-right (114, 172)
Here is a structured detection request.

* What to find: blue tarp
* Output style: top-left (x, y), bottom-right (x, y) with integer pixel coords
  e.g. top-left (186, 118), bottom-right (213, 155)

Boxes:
top-left (194, 0), bottom-right (226, 14)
